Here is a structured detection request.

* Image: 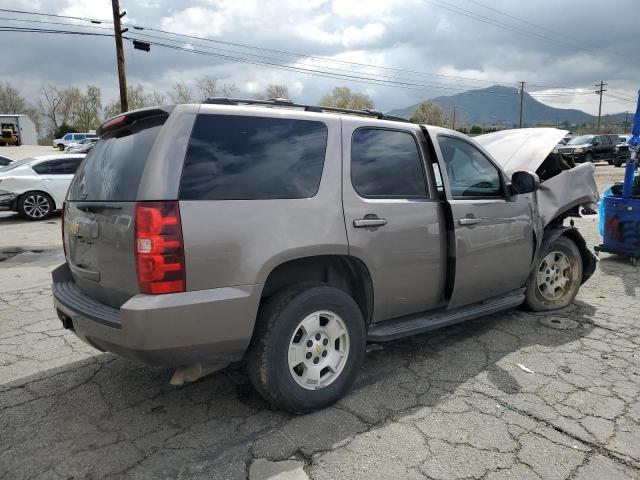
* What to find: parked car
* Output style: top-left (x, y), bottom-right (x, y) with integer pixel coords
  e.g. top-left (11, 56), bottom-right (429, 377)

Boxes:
top-left (556, 134), bottom-right (620, 163)
top-left (0, 154), bottom-right (13, 167)
top-left (65, 137), bottom-right (99, 153)
top-left (0, 154), bottom-right (85, 220)
top-left (613, 135), bottom-right (632, 167)
top-left (53, 132), bottom-right (97, 151)
top-left (52, 102), bottom-right (597, 412)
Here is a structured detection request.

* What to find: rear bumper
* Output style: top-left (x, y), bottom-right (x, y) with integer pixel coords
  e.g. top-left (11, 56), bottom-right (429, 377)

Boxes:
top-left (51, 263), bottom-right (262, 367)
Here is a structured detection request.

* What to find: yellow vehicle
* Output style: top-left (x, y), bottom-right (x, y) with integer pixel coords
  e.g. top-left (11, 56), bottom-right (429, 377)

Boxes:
top-left (0, 123), bottom-right (20, 146)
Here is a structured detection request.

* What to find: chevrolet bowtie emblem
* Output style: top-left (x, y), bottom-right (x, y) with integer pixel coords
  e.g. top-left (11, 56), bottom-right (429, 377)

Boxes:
top-left (316, 345), bottom-right (321, 354)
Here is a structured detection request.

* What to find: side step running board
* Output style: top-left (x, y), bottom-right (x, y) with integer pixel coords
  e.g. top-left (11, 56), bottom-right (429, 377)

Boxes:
top-left (367, 290), bottom-right (525, 342)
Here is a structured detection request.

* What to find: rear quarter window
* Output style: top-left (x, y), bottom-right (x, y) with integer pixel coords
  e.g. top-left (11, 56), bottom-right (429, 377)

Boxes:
top-left (179, 114), bottom-right (328, 200)
top-left (67, 115), bottom-right (166, 201)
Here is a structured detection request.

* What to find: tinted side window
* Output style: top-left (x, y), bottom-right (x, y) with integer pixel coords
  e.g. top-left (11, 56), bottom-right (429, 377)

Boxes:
top-left (180, 115), bottom-right (328, 200)
top-left (351, 128), bottom-right (427, 198)
top-left (601, 136), bottom-right (611, 145)
top-left (32, 161), bottom-right (52, 174)
top-left (438, 136), bottom-right (502, 198)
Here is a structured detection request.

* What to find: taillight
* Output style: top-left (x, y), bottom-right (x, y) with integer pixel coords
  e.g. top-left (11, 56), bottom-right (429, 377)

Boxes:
top-left (134, 201), bottom-right (186, 295)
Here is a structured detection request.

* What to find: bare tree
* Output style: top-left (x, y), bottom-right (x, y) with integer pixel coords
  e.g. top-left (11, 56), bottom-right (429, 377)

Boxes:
top-left (219, 83), bottom-right (237, 97)
top-left (197, 75), bottom-right (218, 100)
top-left (319, 87), bottom-right (374, 110)
top-left (38, 85), bottom-right (65, 136)
top-left (0, 82), bottom-right (27, 113)
top-left (167, 83), bottom-right (193, 104)
top-left (257, 84), bottom-right (289, 100)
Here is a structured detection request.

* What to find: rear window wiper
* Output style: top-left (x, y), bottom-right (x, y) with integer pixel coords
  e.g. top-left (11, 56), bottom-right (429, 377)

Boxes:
top-left (75, 202), bottom-right (123, 212)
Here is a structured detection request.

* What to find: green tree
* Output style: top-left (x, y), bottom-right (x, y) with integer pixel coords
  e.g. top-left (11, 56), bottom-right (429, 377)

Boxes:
top-left (73, 85), bottom-right (102, 132)
top-left (408, 100), bottom-right (446, 126)
top-left (319, 87), bottom-right (374, 110)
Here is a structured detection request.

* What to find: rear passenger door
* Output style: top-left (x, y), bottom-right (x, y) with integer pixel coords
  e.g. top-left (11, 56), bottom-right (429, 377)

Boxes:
top-left (342, 118), bottom-right (446, 322)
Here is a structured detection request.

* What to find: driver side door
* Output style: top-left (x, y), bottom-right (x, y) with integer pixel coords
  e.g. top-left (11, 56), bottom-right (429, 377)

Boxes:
top-left (435, 134), bottom-right (534, 309)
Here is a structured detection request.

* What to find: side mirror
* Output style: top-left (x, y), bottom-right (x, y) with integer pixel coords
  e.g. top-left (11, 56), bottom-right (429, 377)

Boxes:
top-left (593, 140), bottom-right (600, 146)
top-left (511, 171), bottom-right (540, 194)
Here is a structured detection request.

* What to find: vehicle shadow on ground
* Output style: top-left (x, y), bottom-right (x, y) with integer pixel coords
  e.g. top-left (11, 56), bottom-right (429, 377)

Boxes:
top-left (0, 301), bottom-right (597, 479)
top-left (598, 254), bottom-right (639, 297)
top-left (0, 212), bottom-right (60, 226)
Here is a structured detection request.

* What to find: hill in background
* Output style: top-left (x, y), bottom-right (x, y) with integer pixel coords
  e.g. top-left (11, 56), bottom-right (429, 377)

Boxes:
top-left (387, 85), bottom-right (628, 127)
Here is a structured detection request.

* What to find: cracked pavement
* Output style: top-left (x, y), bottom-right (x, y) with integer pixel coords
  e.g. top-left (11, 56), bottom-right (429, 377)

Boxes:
top-left (1, 165), bottom-right (639, 480)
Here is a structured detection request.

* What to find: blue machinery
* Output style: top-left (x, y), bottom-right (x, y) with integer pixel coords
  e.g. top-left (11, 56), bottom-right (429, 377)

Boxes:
top-left (595, 90), bottom-right (640, 265)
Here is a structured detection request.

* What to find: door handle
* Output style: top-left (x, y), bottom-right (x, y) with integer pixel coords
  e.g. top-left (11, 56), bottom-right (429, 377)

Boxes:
top-left (354, 217), bottom-right (387, 228)
top-left (458, 217), bottom-right (482, 226)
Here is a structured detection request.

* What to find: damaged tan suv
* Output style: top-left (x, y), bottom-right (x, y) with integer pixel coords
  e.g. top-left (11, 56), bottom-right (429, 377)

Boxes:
top-left (52, 99), bottom-right (598, 412)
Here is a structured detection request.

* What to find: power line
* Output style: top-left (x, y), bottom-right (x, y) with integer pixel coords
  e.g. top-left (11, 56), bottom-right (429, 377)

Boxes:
top-left (0, 8), bottom-right (111, 24)
top-left (461, 0), bottom-right (598, 51)
top-left (422, 0), bottom-right (582, 51)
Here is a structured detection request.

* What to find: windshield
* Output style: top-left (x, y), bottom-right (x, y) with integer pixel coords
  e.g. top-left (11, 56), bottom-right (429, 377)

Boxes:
top-left (0, 157), bottom-right (34, 172)
top-left (567, 135), bottom-right (593, 145)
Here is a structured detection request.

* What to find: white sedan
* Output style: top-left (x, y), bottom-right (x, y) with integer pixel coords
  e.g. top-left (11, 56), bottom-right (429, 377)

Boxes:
top-left (0, 154), bottom-right (85, 220)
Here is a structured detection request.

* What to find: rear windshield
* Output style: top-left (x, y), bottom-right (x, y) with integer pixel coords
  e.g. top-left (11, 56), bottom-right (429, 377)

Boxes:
top-left (68, 115), bottom-right (166, 201)
top-left (179, 114), bottom-right (328, 200)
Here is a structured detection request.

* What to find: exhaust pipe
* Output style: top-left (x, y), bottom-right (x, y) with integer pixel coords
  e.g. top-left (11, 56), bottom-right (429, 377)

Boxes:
top-left (170, 362), bottom-right (227, 386)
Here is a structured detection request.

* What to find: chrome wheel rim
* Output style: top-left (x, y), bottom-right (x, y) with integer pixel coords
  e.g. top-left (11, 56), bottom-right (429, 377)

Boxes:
top-left (536, 251), bottom-right (572, 301)
top-left (288, 310), bottom-right (350, 390)
top-left (23, 195), bottom-right (50, 219)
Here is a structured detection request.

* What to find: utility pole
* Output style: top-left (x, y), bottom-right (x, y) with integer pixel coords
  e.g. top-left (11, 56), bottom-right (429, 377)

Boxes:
top-left (623, 110), bottom-right (629, 133)
top-left (518, 81), bottom-right (525, 128)
top-left (111, 0), bottom-right (128, 113)
top-left (595, 81), bottom-right (607, 133)
top-left (452, 107), bottom-right (456, 130)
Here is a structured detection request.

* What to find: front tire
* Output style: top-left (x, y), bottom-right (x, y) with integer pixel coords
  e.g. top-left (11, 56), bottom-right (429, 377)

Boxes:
top-left (57, 144), bottom-right (65, 151)
top-left (584, 152), bottom-right (593, 163)
top-left (524, 236), bottom-right (582, 311)
top-left (18, 192), bottom-right (54, 220)
top-left (246, 285), bottom-right (366, 412)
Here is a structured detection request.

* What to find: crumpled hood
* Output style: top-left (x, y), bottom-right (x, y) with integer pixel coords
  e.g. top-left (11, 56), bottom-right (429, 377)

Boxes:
top-left (476, 128), bottom-right (568, 174)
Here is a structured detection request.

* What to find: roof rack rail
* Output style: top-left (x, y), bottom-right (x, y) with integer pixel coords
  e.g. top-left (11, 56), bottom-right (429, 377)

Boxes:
top-left (202, 97), bottom-right (409, 123)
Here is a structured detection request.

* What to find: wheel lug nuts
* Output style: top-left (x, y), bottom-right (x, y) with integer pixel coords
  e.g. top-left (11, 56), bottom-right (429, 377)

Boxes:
top-left (315, 333), bottom-right (321, 341)
top-left (313, 357), bottom-right (319, 364)
top-left (323, 338), bottom-right (328, 346)
top-left (322, 350), bottom-right (327, 357)
top-left (306, 352), bottom-right (312, 359)
top-left (307, 340), bottom-right (313, 347)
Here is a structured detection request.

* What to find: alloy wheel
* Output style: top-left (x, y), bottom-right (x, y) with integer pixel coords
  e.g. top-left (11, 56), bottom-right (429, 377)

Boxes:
top-left (288, 310), bottom-right (350, 390)
top-left (23, 194), bottom-right (50, 219)
top-left (536, 251), bottom-right (572, 301)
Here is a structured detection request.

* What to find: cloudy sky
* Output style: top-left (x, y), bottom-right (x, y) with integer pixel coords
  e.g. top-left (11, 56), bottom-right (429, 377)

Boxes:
top-left (2, 0), bottom-right (638, 115)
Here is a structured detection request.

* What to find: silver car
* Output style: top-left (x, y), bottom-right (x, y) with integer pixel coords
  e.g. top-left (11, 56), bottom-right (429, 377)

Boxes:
top-left (52, 100), bottom-right (598, 412)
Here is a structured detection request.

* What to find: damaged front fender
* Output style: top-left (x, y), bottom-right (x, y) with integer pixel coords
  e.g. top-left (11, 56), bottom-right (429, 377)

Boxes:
top-left (536, 162), bottom-right (599, 227)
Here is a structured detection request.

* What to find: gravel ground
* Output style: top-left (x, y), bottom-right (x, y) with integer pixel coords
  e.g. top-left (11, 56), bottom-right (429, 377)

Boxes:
top-left (0, 164), bottom-right (638, 480)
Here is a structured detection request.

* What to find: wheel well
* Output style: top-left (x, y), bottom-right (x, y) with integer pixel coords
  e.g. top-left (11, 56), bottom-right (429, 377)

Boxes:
top-left (261, 255), bottom-right (374, 324)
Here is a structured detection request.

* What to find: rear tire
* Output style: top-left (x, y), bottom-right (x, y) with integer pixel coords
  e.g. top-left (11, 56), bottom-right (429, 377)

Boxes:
top-left (18, 191), bottom-right (54, 221)
top-left (524, 236), bottom-right (582, 311)
top-left (246, 285), bottom-right (366, 412)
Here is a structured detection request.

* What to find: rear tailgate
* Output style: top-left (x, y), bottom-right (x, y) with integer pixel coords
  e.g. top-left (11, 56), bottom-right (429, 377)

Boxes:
top-left (64, 112), bottom-right (168, 308)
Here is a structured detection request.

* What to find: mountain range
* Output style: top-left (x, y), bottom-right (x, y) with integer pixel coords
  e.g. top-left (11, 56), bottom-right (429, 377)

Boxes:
top-left (387, 85), bottom-right (629, 127)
